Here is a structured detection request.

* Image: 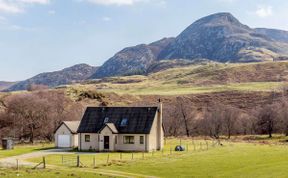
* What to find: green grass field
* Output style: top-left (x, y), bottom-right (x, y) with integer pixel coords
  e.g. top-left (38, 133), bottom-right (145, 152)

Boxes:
top-left (25, 138), bottom-right (288, 178)
top-left (0, 143), bottom-right (53, 159)
top-left (0, 168), bottom-right (110, 178)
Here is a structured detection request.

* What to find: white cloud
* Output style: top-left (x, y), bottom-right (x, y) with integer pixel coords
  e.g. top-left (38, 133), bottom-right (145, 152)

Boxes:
top-left (256, 5), bottom-right (273, 18)
top-left (0, 0), bottom-right (50, 14)
top-left (102, 16), bottom-right (111, 21)
top-left (0, 1), bottom-right (23, 13)
top-left (19, 0), bottom-right (50, 4)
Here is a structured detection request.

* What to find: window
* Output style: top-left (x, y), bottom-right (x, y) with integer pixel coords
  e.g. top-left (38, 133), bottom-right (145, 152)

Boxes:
top-left (120, 118), bottom-right (128, 127)
top-left (104, 117), bottom-right (109, 123)
top-left (124, 136), bottom-right (134, 144)
top-left (140, 136), bottom-right (144, 144)
top-left (85, 135), bottom-right (90, 142)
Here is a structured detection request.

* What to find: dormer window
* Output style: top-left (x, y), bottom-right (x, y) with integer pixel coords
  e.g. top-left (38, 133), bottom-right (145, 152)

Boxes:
top-left (104, 117), bottom-right (109, 123)
top-left (120, 118), bottom-right (128, 127)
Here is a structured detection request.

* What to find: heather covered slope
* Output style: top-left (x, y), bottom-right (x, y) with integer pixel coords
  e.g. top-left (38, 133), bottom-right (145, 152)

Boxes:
top-left (71, 61), bottom-right (288, 95)
top-left (6, 64), bottom-right (98, 91)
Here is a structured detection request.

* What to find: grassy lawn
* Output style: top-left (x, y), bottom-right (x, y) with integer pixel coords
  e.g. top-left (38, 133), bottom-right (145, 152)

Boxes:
top-left (106, 142), bottom-right (288, 178)
top-left (26, 138), bottom-right (288, 178)
top-left (0, 168), bottom-right (110, 178)
top-left (0, 143), bottom-right (53, 159)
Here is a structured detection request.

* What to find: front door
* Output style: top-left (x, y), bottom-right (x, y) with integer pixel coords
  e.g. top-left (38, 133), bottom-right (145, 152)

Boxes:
top-left (104, 136), bottom-right (109, 150)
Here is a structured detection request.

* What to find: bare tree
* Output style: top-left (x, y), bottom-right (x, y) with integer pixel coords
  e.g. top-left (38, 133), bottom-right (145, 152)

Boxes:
top-left (201, 103), bottom-right (224, 139)
top-left (255, 104), bottom-right (279, 138)
top-left (176, 97), bottom-right (198, 137)
top-left (222, 106), bottom-right (239, 139)
top-left (2, 90), bottom-right (83, 143)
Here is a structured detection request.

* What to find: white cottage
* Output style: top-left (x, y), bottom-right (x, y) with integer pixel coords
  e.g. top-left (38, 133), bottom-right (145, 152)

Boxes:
top-left (77, 102), bottom-right (164, 152)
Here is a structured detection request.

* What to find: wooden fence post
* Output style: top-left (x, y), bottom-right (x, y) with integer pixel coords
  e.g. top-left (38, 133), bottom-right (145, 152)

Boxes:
top-left (93, 156), bottom-right (96, 168)
top-left (132, 153), bottom-right (134, 160)
top-left (120, 153), bottom-right (122, 160)
top-left (77, 155), bottom-right (80, 167)
top-left (106, 154), bottom-right (110, 164)
top-left (142, 152), bottom-right (144, 159)
top-left (61, 155), bottom-right (64, 165)
top-left (16, 159), bottom-right (19, 170)
top-left (206, 141), bottom-right (208, 150)
top-left (43, 157), bottom-right (46, 169)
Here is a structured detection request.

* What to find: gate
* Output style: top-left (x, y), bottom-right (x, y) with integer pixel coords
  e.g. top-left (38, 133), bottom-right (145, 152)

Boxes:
top-left (61, 155), bottom-right (80, 167)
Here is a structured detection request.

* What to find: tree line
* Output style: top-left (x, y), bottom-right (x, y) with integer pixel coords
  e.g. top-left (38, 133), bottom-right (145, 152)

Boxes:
top-left (164, 93), bottom-right (288, 138)
top-left (0, 90), bottom-right (83, 143)
top-left (1, 88), bottom-right (288, 143)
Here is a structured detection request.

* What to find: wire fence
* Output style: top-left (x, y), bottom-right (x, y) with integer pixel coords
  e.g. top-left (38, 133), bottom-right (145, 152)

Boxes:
top-left (8, 138), bottom-right (224, 170)
top-left (58, 139), bottom-right (223, 168)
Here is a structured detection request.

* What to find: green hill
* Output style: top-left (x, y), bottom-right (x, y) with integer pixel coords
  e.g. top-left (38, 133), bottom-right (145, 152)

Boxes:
top-left (68, 61), bottom-right (288, 95)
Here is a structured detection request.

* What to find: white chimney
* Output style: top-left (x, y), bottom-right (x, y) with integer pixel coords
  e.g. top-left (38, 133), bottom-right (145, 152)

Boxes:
top-left (157, 98), bottom-right (164, 150)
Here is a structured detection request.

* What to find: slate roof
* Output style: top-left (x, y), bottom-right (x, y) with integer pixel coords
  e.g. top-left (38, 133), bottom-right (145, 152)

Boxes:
top-left (77, 107), bottom-right (159, 134)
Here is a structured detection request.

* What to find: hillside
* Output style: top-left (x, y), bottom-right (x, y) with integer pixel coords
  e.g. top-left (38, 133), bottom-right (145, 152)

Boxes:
top-left (6, 64), bottom-right (98, 91)
top-left (90, 38), bottom-right (174, 79)
top-left (91, 12), bottom-right (288, 79)
top-left (71, 61), bottom-right (288, 96)
top-left (158, 13), bottom-right (288, 62)
top-left (0, 81), bottom-right (17, 91)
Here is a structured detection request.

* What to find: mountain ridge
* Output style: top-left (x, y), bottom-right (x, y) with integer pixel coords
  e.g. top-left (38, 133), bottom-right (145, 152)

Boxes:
top-left (91, 12), bottom-right (288, 79)
top-left (6, 64), bottom-right (98, 91)
top-left (5, 12), bottom-right (288, 91)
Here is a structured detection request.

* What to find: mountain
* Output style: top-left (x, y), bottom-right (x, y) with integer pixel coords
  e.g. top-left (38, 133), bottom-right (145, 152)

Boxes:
top-left (0, 81), bottom-right (17, 91)
top-left (90, 38), bottom-right (174, 79)
top-left (6, 64), bottom-right (98, 91)
top-left (255, 28), bottom-right (288, 43)
top-left (158, 12), bottom-right (288, 62)
top-left (91, 12), bottom-right (288, 79)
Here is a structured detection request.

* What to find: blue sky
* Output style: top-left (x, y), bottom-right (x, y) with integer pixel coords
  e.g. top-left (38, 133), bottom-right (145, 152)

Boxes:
top-left (0, 0), bottom-right (287, 81)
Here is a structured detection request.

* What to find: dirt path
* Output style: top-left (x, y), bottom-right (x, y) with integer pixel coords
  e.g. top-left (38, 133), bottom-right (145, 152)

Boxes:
top-left (0, 149), bottom-right (158, 178)
top-left (0, 148), bottom-right (73, 167)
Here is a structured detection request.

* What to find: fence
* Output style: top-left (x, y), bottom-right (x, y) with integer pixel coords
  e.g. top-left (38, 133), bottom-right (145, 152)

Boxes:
top-left (62, 138), bottom-right (223, 168)
top-left (8, 138), bottom-right (224, 170)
